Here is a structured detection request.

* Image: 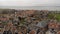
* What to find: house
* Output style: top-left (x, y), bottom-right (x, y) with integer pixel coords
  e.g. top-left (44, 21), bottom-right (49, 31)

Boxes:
top-left (36, 20), bottom-right (49, 28)
top-left (35, 20), bottom-right (49, 34)
top-left (18, 31), bottom-right (22, 34)
top-left (29, 30), bottom-right (36, 34)
top-left (48, 20), bottom-right (60, 34)
top-left (57, 31), bottom-right (60, 34)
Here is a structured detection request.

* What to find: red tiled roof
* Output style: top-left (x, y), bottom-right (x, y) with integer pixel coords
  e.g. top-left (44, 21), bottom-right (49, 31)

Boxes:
top-left (29, 30), bottom-right (36, 34)
top-left (57, 31), bottom-right (60, 34)
top-left (48, 23), bottom-right (59, 28)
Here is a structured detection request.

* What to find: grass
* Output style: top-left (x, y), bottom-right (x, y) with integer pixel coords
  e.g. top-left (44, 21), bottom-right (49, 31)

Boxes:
top-left (54, 13), bottom-right (60, 21)
top-left (48, 13), bottom-right (60, 21)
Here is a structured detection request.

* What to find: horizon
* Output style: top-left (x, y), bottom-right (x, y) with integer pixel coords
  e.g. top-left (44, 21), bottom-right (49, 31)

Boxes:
top-left (0, 6), bottom-right (60, 11)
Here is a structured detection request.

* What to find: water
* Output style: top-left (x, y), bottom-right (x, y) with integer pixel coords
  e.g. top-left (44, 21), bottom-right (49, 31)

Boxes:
top-left (0, 6), bottom-right (60, 11)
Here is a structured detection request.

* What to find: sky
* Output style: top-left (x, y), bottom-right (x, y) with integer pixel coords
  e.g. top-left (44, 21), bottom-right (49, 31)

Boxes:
top-left (0, 0), bottom-right (60, 6)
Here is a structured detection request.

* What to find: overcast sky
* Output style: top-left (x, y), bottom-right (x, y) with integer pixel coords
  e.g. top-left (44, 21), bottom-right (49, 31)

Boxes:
top-left (0, 0), bottom-right (60, 6)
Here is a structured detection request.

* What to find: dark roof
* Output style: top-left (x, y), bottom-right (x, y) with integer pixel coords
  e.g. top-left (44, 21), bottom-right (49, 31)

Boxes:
top-left (36, 20), bottom-right (49, 28)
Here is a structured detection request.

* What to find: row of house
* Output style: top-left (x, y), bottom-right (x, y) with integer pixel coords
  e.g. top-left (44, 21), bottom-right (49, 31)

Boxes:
top-left (0, 10), bottom-right (60, 34)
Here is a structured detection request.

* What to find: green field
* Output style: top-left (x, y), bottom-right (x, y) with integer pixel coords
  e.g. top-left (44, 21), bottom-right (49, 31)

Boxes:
top-left (48, 13), bottom-right (60, 21)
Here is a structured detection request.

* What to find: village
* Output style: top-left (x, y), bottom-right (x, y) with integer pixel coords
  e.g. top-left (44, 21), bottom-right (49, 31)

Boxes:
top-left (0, 9), bottom-right (60, 34)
